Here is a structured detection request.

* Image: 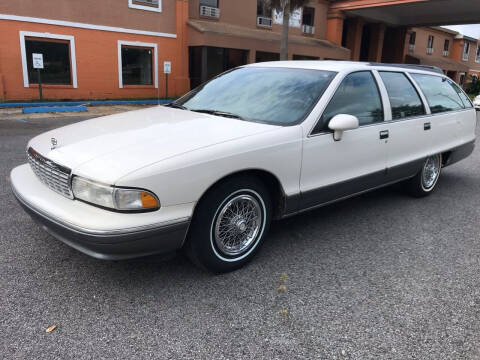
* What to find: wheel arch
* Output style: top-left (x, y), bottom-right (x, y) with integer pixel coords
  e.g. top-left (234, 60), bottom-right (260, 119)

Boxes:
top-left (192, 168), bottom-right (288, 221)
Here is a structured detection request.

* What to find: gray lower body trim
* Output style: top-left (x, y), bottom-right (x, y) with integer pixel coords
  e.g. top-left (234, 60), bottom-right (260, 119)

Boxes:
top-left (13, 191), bottom-right (190, 260)
top-left (284, 140), bottom-right (475, 217)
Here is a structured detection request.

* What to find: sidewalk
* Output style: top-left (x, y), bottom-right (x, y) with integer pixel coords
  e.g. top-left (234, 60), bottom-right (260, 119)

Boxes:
top-left (0, 104), bottom-right (157, 121)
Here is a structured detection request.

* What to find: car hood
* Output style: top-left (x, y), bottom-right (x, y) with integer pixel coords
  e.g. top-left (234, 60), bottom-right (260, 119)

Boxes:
top-left (28, 106), bottom-right (278, 183)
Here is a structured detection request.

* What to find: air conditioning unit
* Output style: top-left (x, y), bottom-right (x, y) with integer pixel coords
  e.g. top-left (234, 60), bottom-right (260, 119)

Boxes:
top-left (442, 50), bottom-right (449, 57)
top-left (257, 16), bottom-right (272, 27)
top-left (200, 5), bottom-right (220, 18)
top-left (302, 24), bottom-right (315, 35)
top-left (408, 44), bottom-right (415, 52)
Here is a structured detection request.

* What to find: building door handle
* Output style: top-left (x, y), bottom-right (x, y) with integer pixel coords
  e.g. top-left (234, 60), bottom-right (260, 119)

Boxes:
top-left (424, 122), bottom-right (431, 130)
top-left (379, 130), bottom-right (389, 139)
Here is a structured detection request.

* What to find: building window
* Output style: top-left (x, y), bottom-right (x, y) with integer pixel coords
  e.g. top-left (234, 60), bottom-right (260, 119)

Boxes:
top-left (118, 41), bottom-right (158, 88)
top-left (443, 39), bottom-right (450, 56)
top-left (409, 32), bottom-right (416, 51)
top-left (25, 39), bottom-right (71, 85)
top-left (128, 0), bottom-right (161, 12)
top-left (19, 31), bottom-right (77, 88)
top-left (476, 46), bottom-right (480, 62)
top-left (427, 35), bottom-right (434, 54)
top-left (257, 0), bottom-right (272, 27)
top-left (463, 42), bottom-right (470, 61)
top-left (301, 6), bottom-right (315, 34)
top-left (200, 0), bottom-right (220, 18)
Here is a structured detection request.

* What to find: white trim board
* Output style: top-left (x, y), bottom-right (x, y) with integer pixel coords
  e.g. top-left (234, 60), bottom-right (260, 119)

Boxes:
top-left (1, 14), bottom-right (175, 38)
top-left (19, 31), bottom-right (78, 88)
top-left (128, 0), bottom-right (162, 13)
top-left (117, 40), bottom-right (158, 89)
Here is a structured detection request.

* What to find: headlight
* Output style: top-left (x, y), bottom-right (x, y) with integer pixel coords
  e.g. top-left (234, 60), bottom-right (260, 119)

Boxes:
top-left (72, 177), bottom-right (160, 212)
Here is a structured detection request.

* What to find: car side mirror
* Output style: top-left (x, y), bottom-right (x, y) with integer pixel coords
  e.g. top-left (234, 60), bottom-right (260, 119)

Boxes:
top-left (328, 114), bottom-right (359, 141)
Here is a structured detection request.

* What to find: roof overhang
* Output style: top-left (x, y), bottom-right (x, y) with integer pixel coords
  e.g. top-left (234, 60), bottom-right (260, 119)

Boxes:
top-left (405, 54), bottom-right (470, 72)
top-left (331, 0), bottom-right (480, 26)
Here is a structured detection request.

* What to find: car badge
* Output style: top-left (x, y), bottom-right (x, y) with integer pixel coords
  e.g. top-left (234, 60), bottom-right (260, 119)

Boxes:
top-left (51, 137), bottom-right (58, 150)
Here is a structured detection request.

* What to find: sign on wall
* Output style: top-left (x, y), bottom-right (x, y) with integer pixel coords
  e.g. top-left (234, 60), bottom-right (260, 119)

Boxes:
top-left (164, 61), bottom-right (171, 74)
top-left (273, 8), bottom-right (302, 28)
top-left (32, 53), bottom-right (44, 69)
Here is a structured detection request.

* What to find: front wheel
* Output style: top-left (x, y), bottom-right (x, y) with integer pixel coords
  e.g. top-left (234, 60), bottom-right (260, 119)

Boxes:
top-left (185, 176), bottom-right (272, 273)
top-left (405, 154), bottom-right (442, 197)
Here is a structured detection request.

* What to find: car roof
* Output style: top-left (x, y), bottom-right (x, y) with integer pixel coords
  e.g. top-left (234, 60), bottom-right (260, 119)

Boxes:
top-left (246, 60), bottom-right (445, 77)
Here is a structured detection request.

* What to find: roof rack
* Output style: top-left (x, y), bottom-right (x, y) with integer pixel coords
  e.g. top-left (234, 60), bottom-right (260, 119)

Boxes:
top-left (368, 62), bottom-right (444, 75)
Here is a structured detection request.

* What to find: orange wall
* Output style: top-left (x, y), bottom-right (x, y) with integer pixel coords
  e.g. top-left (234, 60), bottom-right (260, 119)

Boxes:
top-left (0, 1), bottom-right (189, 101)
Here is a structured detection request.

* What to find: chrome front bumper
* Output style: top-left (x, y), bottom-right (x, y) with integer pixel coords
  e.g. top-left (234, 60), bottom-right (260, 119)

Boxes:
top-left (10, 164), bottom-right (190, 260)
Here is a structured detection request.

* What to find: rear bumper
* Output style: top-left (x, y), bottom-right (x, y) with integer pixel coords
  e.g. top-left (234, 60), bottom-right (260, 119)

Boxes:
top-left (444, 139), bottom-right (475, 167)
top-left (11, 164), bottom-right (190, 260)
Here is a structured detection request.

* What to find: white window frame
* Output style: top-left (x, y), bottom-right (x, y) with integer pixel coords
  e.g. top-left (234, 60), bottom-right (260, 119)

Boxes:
top-left (118, 40), bottom-right (158, 89)
top-left (19, 31), bottom-right (78, 88)
top-left (128, 0), bottom-right (162, 13)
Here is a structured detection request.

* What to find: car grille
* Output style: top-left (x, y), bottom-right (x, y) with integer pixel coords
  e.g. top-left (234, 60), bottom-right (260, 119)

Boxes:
top-left (27, 147), bottom-right (73, 199)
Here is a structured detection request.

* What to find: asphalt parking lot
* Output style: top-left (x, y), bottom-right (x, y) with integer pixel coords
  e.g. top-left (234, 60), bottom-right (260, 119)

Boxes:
top-left (1, 111), bottom-right (479, 359)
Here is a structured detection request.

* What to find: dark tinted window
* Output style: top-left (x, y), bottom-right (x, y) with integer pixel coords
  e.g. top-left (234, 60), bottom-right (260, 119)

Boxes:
top-left (121, 46), bottom-right (153, 85)
top-left (411, 74), bottom-right (464, 113)
top-left (26, 39), bottom-right (71, 85)
top-left (177, 67), bottom-right (336, 125)
top-left (316, 71), bottom-right (383, 132)
top-left (379, 72), bottom-right (425, 119)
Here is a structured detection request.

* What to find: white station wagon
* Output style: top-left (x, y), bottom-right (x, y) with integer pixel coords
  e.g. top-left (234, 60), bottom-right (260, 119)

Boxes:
top-left (11, 61), bottom-right (476, 273)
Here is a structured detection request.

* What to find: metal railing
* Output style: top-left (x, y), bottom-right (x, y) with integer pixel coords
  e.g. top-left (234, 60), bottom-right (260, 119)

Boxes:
top-left (257, 16), bottom-right (272, 27)
top-left (426, 47), bottom-right (433, 55)
top-left (302, 24), bottom-right (315, 35)
top-left (200, 5), bottom-right (220, 18)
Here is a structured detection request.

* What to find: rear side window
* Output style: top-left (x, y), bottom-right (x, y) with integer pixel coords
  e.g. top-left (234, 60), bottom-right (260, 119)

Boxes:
top-left (316, 71), bottom-right (383, 132)
top-left (379, 72), bottom-right (425, 119)
top-left (411, 74), bottom-right (464, 114)
top-left (450, 80), bottom-right (473, 108)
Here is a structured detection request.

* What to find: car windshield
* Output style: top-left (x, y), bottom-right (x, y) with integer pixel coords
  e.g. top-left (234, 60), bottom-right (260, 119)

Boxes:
top-left (174, 67), bottom-right (336, 125)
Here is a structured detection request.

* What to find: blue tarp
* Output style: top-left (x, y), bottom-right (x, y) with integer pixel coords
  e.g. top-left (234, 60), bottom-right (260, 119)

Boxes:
top-left (0, 99), bottom-right (172, 109)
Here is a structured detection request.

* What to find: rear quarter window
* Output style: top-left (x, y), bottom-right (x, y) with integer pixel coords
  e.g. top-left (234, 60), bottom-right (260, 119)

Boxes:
top-left (411, 73), bottom-right (465, 114)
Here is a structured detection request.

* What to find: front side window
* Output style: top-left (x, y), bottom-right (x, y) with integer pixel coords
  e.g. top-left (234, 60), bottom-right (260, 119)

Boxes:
top-left (315, 71), bottom-right (383, 132)
top-left (411, 73), bottom-right (465, 114)
top-left (176, 67), bottom-right (336, 125)
top-left (379, 72), bottom-right (425, 120)
top-left (121, 46), bottom-right (153, 85)
top-left (26, 38), bottom-right (71, 85)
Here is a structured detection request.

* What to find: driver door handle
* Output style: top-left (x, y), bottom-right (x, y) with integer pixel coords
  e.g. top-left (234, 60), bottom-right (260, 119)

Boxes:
top-left (379, 130), bottom-right (389, 140)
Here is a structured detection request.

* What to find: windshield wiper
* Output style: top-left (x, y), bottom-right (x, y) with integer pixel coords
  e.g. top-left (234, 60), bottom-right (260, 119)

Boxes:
top-left (190, 109), bottom-right (245, 120)
top-left (166, 103), bottom-right (187, 110)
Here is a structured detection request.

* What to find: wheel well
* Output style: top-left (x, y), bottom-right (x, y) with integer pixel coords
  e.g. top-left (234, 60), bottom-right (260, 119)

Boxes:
top-left (441, 151), bottom-right (452, 166)
top-left (196, 169), bottom-right (287, 220)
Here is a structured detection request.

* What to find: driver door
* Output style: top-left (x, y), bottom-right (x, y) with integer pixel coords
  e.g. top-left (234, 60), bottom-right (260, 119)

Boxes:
top-left (300, 71), bottom-right (389, 209)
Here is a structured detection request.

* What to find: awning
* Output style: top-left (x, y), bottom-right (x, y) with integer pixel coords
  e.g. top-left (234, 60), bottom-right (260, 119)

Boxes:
top-left (405, 54), bottom-right (469, 72)
top-left (187, 19), bottom-right (350, 58)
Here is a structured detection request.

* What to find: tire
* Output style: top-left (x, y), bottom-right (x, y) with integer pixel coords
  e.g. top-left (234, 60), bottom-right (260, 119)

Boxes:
top-left (184, 176), bottom-right (272, 273)
top-left (405, 154), bottom-right (442, 197)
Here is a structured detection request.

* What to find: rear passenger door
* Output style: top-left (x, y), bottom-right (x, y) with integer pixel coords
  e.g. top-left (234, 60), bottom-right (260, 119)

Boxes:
top-left (300, 71), bottom-right (388, 209)
top-left (377, 71), bottom-right (430, 182)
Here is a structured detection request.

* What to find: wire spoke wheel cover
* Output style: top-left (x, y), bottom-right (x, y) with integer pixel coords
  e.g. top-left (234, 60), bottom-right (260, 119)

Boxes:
top-left (422, 154), bottom-right (441, 190)
top-left (212, 191), bottom-right (265, 259)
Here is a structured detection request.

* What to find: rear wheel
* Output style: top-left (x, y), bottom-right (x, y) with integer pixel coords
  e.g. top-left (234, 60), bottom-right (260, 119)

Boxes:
top-left (185, 176), bottom-right (272, 273)
top-left (405, 154), bottom-right (442, 197)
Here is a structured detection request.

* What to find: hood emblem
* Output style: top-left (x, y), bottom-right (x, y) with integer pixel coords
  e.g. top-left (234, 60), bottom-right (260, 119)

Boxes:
top-left (51, 137), bottom-right (58, 150)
